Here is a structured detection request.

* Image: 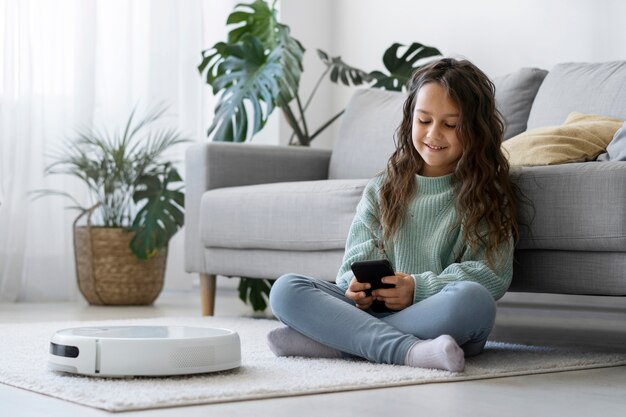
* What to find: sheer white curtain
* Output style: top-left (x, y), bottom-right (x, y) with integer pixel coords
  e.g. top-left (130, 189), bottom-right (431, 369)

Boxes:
top-left (0, 0), bottom-right (233, 301)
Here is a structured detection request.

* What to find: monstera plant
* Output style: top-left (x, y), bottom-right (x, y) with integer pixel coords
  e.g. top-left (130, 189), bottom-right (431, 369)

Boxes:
top-left (198, 0), bottom-right (442, 146)
top-left (198, 0), bottom-right (442, 310)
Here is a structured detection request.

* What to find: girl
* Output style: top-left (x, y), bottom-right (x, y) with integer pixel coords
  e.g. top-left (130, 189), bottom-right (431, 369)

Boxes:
top-left (267, 58), bottom-right (518, 372)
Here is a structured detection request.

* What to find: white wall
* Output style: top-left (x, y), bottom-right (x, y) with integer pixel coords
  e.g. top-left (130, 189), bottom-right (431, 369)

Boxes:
top-left (280, 0), bottom-right (336, 149)
top-left (279, 0), bottom-right (626, 148)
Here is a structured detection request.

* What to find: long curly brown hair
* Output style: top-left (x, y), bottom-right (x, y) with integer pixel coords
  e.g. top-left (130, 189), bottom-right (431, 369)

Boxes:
top-left (379, 58), bottom-right (519, 267)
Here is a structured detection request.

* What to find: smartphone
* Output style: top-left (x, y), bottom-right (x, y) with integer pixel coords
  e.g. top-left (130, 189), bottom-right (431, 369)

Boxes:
top-left (350, 259), bottom-right (395, 312)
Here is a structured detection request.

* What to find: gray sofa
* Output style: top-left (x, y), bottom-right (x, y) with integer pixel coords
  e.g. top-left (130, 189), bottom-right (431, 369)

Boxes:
top-left (186, 60), bottom-right (626, 315)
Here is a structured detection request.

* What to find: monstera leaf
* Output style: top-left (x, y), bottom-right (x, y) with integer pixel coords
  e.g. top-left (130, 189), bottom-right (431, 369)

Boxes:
top-left (130, 165), bottom-right (184, 260)
top-left (226, 0), bottom-right (278, 46)
top-left (198, 0), bottom-right (304, 142)
top-left (198, 0), bottom-right (285, 84)
top-left (238, 277), bottom-right (274, 312)
top-left (274, 23), bottom-right (304, 104)
top-left (317, 49), bottom-right (374, 87)
top-left (369, 42), bottom-right (442, 91)
top-left (204, 35), bottom-right (282, 142)
top-left (197, 42), bottom-right (228, 88)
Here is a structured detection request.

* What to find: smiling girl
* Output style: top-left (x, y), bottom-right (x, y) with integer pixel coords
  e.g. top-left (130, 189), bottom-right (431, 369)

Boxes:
top-left (267, 58), bottom-right (519, 372)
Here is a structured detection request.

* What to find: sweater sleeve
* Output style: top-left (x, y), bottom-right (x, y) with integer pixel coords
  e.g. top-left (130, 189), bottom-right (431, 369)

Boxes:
top-left (335, 178), bottom-right (383, 292)
top-left (411, 236), bottom-right (514, 303)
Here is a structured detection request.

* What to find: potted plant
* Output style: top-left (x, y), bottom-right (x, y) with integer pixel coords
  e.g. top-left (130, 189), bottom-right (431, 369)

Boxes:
top-left (34, 105), bottom-right (188, 305)
top-left (197, 0), bottom-right (442, 311)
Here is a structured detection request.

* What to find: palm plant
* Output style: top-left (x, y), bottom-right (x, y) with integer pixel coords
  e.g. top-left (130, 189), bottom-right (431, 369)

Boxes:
top-left (34, 105), bottom-right (188, 260)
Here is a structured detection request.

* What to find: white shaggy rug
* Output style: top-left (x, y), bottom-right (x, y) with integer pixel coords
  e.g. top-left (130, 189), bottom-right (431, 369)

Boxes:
top-left (1, 316), bottom-right (626, 412)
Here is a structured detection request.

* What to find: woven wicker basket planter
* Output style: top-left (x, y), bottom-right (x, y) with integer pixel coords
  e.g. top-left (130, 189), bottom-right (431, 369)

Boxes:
top-left (73, 224), bottom-right (167, 306)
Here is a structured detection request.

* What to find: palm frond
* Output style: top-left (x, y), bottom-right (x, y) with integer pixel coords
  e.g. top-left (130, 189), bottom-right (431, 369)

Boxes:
top-left (39, 105), bottom-right (188, 231)
top-left (29, 189), bottom-right (85, 211)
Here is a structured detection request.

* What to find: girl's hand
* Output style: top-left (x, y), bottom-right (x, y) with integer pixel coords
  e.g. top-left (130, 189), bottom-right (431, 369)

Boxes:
top-left (345, 277), bottom-right (373, 310)
top-left (371, 273), bottom-right (415, 311)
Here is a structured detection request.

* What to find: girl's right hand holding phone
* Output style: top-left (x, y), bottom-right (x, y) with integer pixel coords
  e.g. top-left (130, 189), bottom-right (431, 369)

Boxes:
top-left (345, 277), bottom-right (373, 310)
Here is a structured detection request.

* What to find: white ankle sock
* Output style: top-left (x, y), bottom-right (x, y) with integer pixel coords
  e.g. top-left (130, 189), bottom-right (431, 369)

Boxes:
top-left (404, 335), bottom-right (465, 372)
top-left (267, 326), bottom-right (342, 359)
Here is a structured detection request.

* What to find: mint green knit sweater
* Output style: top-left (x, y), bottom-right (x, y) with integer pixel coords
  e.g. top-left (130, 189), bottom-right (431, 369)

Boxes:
top-left (336, 174), bottom-right (514, 303)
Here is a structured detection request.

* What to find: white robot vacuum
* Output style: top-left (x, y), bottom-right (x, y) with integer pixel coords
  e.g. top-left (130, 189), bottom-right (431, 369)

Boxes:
top-left (48, 326), bottom-right (241, 377)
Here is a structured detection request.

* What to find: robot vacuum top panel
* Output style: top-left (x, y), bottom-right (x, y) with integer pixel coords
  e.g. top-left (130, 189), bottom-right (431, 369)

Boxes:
top-left (48, 326), bottom-right (241, 377)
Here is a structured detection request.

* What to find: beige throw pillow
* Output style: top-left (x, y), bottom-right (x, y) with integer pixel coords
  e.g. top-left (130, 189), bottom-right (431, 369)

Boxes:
top-left (502, 112), bottom-right (624, 166)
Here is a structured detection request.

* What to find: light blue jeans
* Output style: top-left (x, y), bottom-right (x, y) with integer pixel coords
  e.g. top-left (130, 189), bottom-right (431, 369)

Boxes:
top-left (269, 274), bottom-right (496, 365)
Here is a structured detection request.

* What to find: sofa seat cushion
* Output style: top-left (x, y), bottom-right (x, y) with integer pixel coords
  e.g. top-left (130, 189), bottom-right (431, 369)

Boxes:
top-left (513, 161), bottom-right (626, 252)
top-left (200, 179), bottom-right (368, 251)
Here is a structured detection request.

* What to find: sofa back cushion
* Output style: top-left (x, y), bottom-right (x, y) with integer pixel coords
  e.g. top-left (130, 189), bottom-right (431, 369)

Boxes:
top-left (598, 121), bottom-right (626, 161)
top-left (330, 62), bottom-right (626, 178)
top-left (329, 88), bottom-right (403, 179)
top-left (526, 61), bottom-right (626, 130)
top-left (329, 68), bottom-right (551, 179)
top-left (493, 68), bottom-right (548, 140)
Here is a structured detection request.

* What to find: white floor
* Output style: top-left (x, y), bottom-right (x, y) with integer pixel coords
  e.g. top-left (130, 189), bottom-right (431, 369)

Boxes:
top-left (1, 285), bottom-right (626, 417)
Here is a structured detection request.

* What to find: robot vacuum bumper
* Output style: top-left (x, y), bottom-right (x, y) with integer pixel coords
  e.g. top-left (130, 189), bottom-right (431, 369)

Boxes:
top-left (48, 326), bottom-right (241, 377)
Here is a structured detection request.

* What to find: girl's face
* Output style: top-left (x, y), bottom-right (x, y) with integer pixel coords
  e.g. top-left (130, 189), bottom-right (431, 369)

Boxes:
top-left (412, 82), bottom-right (463, 177)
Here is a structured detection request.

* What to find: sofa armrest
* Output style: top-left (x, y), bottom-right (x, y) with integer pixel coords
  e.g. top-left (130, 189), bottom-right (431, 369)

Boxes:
top-left (185, 142), bottom-right (332, 273)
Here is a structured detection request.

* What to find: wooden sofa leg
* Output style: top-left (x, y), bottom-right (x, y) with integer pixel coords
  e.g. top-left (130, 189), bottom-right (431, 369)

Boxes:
top-left (199, 273), bottom-right (217, 316)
